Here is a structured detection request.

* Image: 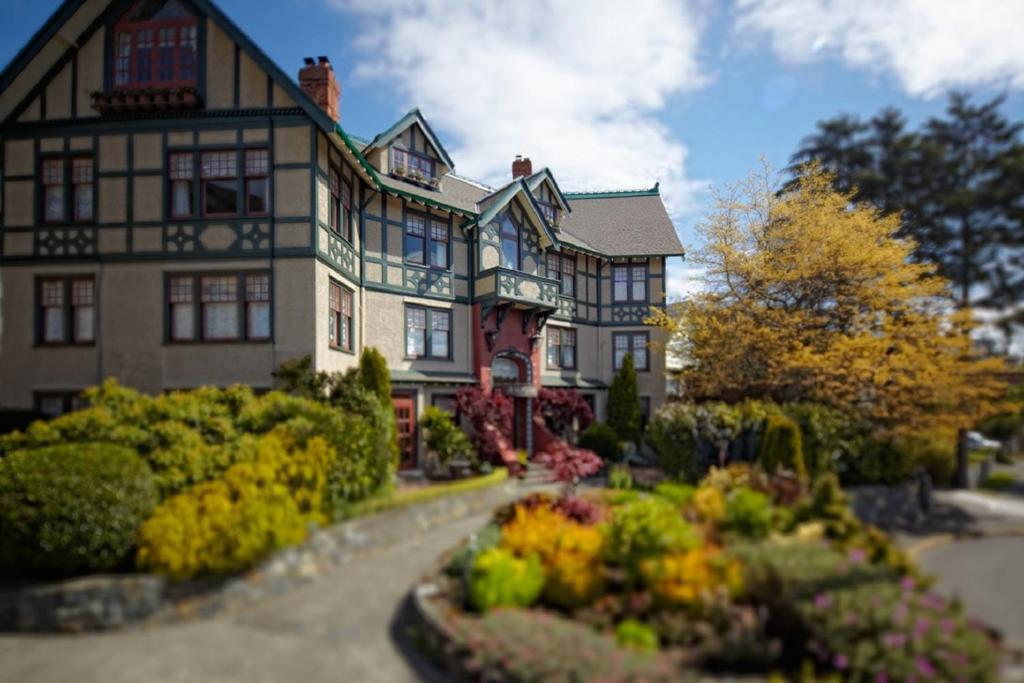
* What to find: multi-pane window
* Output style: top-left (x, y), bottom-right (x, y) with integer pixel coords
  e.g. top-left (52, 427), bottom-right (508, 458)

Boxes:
top-left (42, 159), bottom-right (64, 222)
top-left (167, 272), bottom-right (271, 342)
top-left (429, 220), bottom-right (449, 269)
top-left (391, 148), bottom-right (436, 181)
top-left (431, 394), bottom-right (458, 417)
top-left (547, 252), bottom-right (575, 296)
top-left (405, 306), bottom-right (451, 359)
top-left (537, 200), bottom-right (557, 224)
top-left (612, 263), bottom-right (648, 302)
top-left (113, 0), bottom-right (198, 89)
top-left (405, 214), bottom-right (426, 265)
top-left (169, 152), bottom-right (193, 217)
top-left (613, 332), bottom-right (649, 371)
top-left (244, 149), bottom-right (269, 215)
top-left (201, 151), bottom-right (237, 216)
top-left (547, 327), bottom-right (576, 369)
top-left (500, 214), bottom-right (520, 270)
top-left (329, 281), bottom-right (354, 352)
top-left (328, 167), bottom-right (352, 241)
top-left (35, 392), bottom-right (88, 418)
top-left (71, 158), bottom-right (94, 222)
top-left (39, 277), bottom-right (94, 345)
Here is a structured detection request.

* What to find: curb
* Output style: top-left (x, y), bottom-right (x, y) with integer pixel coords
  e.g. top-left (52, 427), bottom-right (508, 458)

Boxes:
top-left (905, 526), bottom-right (1024, 560)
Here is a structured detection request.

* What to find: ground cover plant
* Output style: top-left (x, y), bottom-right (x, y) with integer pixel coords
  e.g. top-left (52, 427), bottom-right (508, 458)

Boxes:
top-left (432, 464), bottom-right (1002, 682)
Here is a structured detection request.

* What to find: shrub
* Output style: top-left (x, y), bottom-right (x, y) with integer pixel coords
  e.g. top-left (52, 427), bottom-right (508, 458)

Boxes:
top-left (980, 472), bottom-right (1015, 491)
top-left (535, 440), bottom-right (603, 486)
top-left (0, 443), bottom-right (158, 576)
top-left (608, 463), bottom-right (633, 490)
top-left (640, 547), bottom-right (744, 607)
top-left (467, 548), bottom-right (545, 611)
top-left (136, 433), bottom-right (327, 580)
top-left (358, 347), bottom-right (391, 404)
top-left (607, 353), bottom-right (642, 444)
top-left (552, 495), bottom-right (604, 525)
top-left (501, 503), bottom-right (571, 562)
top-left (692, 485), bottom-right (726, 523)
top-left (892, 427), bottom-right (957, 486)
top-left (456, 386), bottom-right (514, 465)
top-left (421, 406), bottom-right (475, 465)
top-left (782, 403), bottom-right (864, 479)
top-left (605, 497), bottom-right (699, 579)
top-left (724, 488), bottom-right (773, 539)
top-left (647, 404), bottom-right (699, 481)
top-left (615, 619), bottom-right (660, 652)
top-left (653, 482), bottom-right (696, 507)
top-left (537, 388), bottom-right (594, 442)
top-left (757, 414), bottom-right (806, 477)
top-left (579, 422), bottom-right (620, 462)
top-left (543, 523), bottom-right (606, 609)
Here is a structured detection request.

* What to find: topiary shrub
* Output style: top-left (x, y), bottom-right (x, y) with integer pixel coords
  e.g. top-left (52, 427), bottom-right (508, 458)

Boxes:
top-left (467, 547), bottom-right (545, 612)
top-left (579, 422), bottom-right (620, 462)
top-left (607, 353), bottom-right (642, 445)
top-left (358, 347), bottom-right (391, 405)
top-left (136, 433), bottom-right (328, 580)
top-left (0, 443), bottom-right (158, 577)
top-left (757, 414), bottom-right (806, 477)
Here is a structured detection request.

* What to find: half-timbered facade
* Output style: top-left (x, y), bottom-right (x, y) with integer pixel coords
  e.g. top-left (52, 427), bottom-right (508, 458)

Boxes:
top-left (0, 0), bottom-right (684, 465)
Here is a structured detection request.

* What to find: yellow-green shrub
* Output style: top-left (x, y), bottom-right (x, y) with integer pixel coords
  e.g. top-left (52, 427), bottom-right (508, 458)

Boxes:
top-left (757, 414), bottom-right (806, 477)
top-left (543, 523), bottom-right (606, 609)
top-left (468, 547), bottom-right (545, 611)
top-left (692, 485), bottom-right (726, 524)
top-left (136, 433), bottom-right (329, 580)
top-left (640, 547), bottom-right (743, 607)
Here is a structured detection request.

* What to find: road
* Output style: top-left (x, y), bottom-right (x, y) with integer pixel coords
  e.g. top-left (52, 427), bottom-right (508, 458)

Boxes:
top-left (0, 514), bottom-right (491, 683)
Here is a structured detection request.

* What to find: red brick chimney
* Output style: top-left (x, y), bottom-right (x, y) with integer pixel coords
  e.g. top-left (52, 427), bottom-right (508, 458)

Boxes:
top-left (299, 56), bottom-right (340, 122)
top-left (512, 155), bottom-right (532, 179)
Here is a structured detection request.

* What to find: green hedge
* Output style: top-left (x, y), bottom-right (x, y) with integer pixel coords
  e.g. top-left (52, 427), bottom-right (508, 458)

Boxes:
top-left (0, 443), bottom-right (158, 577)
top-left (579, 423), bottom-right (620, 462)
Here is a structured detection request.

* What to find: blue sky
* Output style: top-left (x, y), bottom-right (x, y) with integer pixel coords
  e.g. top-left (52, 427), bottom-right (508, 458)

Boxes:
top-left (3, 0), bottom-right (1023, 299)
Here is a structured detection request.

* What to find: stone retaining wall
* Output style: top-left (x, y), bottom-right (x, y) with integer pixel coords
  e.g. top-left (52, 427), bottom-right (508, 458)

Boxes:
top-left (0, 478), bottom-right (529, 633)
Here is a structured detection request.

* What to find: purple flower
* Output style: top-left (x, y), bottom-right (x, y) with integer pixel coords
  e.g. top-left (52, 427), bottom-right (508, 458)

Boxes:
top-left (940, 618), bottom-right (957, 636)
top-left (921, 593), bottom-right (947, 611)
top-left (833, 653), bottom-right (849, 670)
top-left (814, 593), bottom-right (831, 609)
top-left (882, 632), bottom-right (907, 648)
top-left (913, 616), bottom-right (931, 639)
top-left (848, 548), bottom-right (867, 564)
top-left (874, 674), bottom-right (889, 683)
top-left (901, 576), bottom-right (916, 592)
top-left (915, 657), bottom-right (937, 677)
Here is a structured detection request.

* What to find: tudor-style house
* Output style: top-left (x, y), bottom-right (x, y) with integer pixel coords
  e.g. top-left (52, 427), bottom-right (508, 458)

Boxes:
top-left (0, 0), bottom-right (684, 467)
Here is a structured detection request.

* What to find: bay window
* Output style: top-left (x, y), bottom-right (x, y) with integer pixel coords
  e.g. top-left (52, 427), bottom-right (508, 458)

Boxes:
top-left (329, 280), bottom-right (354, 352)
top-left (612, 262), bottom-right (648, 303)
top-left (406, 306), bottom-right (451, 359)
top-left (547, 327), bottom-right (576, 369)
top-left (38, 276), bottom-right (94, 345)
top-left (613, 332), bottom-right (649, 371)
top-left (113, 0), bottom-right (198, 89)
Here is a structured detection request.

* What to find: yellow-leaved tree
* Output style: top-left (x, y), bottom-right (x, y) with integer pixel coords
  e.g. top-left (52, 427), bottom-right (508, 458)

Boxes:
top-left (649, 163), bottom-right (1005, 436)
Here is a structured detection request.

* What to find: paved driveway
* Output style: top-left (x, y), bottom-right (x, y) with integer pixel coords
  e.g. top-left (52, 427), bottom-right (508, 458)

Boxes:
top-left (0, 513), bottom-right (491, 683)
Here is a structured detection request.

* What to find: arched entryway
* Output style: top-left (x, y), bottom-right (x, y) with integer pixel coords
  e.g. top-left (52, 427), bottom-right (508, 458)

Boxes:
top-left (491, 349), bottom-right (537, 454)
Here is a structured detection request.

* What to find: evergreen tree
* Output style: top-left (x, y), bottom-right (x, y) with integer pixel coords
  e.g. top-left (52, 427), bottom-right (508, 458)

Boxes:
top-left (358, 347), bottom-right (392, 405)
top-left (607, 353), bottom-right (642, 444)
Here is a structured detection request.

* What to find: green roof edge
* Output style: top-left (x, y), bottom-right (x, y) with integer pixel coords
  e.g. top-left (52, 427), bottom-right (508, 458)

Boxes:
top-left (565, 183), bottom-right (661, 200)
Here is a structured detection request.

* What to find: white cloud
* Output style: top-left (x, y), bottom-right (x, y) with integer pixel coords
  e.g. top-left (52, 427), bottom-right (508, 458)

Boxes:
top-left (329, 0), bottom-right (709, 216)
top-left (734, 0), bottom-right (1024, 97)
top-left (665, 263), bottom-right (705, 301)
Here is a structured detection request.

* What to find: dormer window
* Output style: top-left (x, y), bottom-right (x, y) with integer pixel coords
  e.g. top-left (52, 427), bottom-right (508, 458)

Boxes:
top-left (536, 200), bottom-right (557, 225)
top-left (113, 0), bottom-right (198, 89)
top-left (391, 148), bottom-right (438, 187)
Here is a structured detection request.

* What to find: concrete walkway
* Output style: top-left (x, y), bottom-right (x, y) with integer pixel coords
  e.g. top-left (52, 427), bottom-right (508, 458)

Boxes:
top-left (0, 513), bottom-right (493, 683)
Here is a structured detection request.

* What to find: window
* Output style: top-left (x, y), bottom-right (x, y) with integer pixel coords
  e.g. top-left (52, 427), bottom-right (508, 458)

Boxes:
top-left (613, 332), bottom-right (649, 371)
top-left (328, 167), bottom-right (353, 241)
top-left (547, 252), bottom-right (575, 296)
top-left (612, 263), bottom-right (648, 302)
top-left (329, 281), bottom-right (354, 352)
top-left (169, 152), bottom-right (193, 217)
top-left (38, 277), bottom-right (94, 345)
top-left (406, 306), bottom-right (451, 359)
top-left (71, 158), bottom-right (94, 222)
top-left (42, 159), bottom-right (64, 222)
top-left (547, 327), bottom-right (576, 369)
top-left (537, 200), bottom-right (557, 224)
top-left (35, 392), bottom-right (88, 418)
top-left (391, 147), bottom-right (436, 181)
top-left (431, 394), bottom-right (459, 417)
top-left (113, 0), bottom-right (198, 89)
top-left (244, 149), bottom-right (269, 215)
top-left (167, 272), bottom-right (271, 342)
top-left (405, 214), bottom-right (426, 265)
top-left (499, 213), bottom-right (520, 270)
top-left (429, 220), bottom-right (449, 269)
top-left (201, 151), bottom-right (237, 216)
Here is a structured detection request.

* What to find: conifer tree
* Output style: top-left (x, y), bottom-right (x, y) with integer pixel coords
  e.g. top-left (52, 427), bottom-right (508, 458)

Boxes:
top-left (607, 352), bottom-right (642, 444)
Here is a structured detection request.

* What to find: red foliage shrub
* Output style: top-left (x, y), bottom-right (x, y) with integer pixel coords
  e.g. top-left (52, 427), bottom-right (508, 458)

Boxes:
top-left (552, 496), bottom-right (604, 525)
top-left (537, 388), bottom-right (594, 441)
top-left (536, 440), bottom-right (603, 485)
top-left (455, 386), bottom-right (515, 466)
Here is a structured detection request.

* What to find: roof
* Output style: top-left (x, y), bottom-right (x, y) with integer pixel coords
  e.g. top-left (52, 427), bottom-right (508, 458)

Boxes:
top-left (472, 178), bottom-right (559, 249)
top-left (560, 187), bottom-right (684, 257)
top-left (363, 108), bottom-right (455, 169)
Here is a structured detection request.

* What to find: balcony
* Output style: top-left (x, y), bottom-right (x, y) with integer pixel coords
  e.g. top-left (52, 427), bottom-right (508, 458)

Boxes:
top-left (476, 267), bottom-right (559, 310)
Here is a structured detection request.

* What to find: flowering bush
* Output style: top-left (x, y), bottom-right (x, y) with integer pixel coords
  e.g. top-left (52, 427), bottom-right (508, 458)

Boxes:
top-left (467, 547), bottom-right (545, 611)
top-left (551, 495), bottom-right (604, 525)
top-left (535, 440), bottom-right (603, 485)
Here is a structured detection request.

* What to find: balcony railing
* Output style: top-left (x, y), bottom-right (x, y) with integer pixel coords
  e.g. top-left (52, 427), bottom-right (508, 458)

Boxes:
top-left (478, 267), bottom-right (559, 309)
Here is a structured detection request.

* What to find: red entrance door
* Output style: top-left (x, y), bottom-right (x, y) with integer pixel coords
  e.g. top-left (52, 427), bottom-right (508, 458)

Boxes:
top-left (392, 395), bottom-right (417, 470)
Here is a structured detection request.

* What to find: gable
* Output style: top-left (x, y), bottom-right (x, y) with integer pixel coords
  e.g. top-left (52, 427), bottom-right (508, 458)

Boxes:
top-left (365, 109), bottom-right (454, 171)
top-left (0, 0), bottom-right (332, 130)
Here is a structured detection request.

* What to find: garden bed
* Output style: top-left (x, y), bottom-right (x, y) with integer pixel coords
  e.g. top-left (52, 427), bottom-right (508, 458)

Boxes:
top-left (413, 465), bottom-right (1005, 682)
